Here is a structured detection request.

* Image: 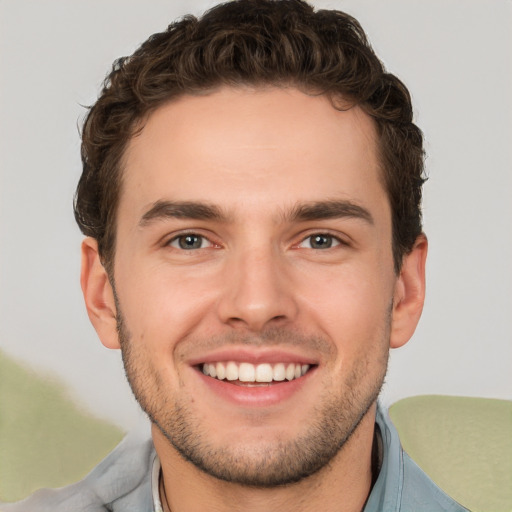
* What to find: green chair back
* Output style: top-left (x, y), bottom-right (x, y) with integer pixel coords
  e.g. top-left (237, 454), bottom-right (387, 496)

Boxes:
top-left (0, 350), bottom-right (124, 503)
top-left (389, 395), bottom-right (512, 512)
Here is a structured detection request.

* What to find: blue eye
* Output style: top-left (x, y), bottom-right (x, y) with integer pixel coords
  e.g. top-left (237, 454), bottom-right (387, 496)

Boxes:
top-left (170, 234), bottom-right (206, 250)
top-left (300, 234), bottom-right (340, 249)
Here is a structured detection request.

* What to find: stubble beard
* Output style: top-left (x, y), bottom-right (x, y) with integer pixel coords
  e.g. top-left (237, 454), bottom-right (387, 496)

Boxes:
top-left (115, 304), bottom-right (389, 488)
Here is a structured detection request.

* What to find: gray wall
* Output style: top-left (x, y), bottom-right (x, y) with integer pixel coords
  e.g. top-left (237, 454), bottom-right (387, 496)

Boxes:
top-left (1, 0), bottom-right (510, 430)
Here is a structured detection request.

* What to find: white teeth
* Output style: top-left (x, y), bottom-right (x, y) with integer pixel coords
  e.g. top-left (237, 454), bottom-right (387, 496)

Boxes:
top-left (273, 363), bottom-right (285, 381)
top-left (226, 361), bottom-right (238, 381)
top-left (239, 362), bottom-right (255, 382)
top-left (202, 361), bottom-right (311, 383)
top-left (255, 363), bottom-right (273, 382)
top-left (285, 363), bottom-right (295, 381)
top-left (216, 362), bottom-right (226, 380)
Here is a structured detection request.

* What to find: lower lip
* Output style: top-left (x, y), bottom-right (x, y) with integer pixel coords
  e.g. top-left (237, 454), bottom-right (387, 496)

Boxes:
top-left (196, 367), bottom-right (316, 407)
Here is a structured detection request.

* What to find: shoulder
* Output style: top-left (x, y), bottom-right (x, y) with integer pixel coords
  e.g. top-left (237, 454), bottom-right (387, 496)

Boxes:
top-left (400, 451), bottom-right (469, 512)
top-left (0, 424), bottom-right (156, 512)
top-left (365, 405), bottom-right (468, 512)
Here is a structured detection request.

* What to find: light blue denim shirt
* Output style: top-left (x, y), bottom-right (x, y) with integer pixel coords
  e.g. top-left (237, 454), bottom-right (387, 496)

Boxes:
top-left (1, 405), bottom-right (468, 512)
top-left (364, 407), bottom-right (468, 511)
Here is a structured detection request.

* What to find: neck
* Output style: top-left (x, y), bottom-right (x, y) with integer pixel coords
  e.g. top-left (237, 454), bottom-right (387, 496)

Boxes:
top-left (154, 404), bottom-right (378, 512)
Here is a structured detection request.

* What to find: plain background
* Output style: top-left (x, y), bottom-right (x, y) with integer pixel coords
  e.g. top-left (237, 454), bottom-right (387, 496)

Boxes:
top-left (1, 0), bottom-right (511, 430)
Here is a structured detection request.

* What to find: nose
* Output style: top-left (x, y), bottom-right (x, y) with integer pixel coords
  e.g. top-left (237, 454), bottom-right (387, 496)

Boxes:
top-left (216, 246), bottom-right (298, 332)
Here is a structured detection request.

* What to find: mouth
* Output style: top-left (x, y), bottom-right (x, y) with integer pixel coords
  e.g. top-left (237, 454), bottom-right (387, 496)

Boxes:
top-left (200, 361), bottom-right (313, 386)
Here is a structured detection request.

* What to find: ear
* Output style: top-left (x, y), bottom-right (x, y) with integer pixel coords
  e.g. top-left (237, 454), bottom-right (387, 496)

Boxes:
top-left (390, 234), bottom-right (428, 349)
top-left (80, 237), bottom-right (120, 349)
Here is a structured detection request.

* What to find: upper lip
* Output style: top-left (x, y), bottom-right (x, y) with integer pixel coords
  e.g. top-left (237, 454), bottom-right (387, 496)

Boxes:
top-left (187, 347), bottom-right (319, 366)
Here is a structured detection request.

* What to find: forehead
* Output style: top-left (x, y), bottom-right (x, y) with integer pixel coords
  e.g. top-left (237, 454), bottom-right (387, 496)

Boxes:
top-left (120, 86), bottom-right (385, 221)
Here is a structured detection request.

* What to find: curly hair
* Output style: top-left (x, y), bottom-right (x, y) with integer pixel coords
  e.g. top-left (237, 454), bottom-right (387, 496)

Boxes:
top-left (75, 0), bottom-right (425, 274)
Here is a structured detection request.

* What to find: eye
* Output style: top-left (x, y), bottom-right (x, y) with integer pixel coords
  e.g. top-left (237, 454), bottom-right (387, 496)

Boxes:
top-left (168, 234), bottom-right (210, 250)
top-left (299, 234), bottom-right (341, 249)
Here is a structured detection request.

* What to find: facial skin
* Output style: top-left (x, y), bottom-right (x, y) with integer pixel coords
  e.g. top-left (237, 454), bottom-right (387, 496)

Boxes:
top-left (82, 87), bottom-right (427, 511)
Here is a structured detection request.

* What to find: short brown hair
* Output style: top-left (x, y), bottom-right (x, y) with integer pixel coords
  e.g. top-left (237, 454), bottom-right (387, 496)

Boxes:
top-left (74, 0), bottom-right (425, 274)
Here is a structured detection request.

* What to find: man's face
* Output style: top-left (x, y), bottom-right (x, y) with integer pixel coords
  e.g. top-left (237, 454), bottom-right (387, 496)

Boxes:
top-left (109, 87), bottom-right (399, 485)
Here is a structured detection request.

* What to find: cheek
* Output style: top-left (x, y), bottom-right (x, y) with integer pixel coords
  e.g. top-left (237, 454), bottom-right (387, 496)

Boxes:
top-left (115, 261), bottom-right (222, 346)
top-left (296, 265), bottom-right (393, 350)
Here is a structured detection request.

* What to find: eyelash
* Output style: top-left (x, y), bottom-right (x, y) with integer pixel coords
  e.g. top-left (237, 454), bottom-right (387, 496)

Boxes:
top-left (165, 231), bottom-right (347, 251)
top-left (297, 233), bottom-right (344, 250)
top-left (167, 233), bottom-right (218, 250)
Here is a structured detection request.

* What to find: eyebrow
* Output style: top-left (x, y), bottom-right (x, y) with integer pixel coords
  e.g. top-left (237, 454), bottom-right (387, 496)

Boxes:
top-left (139, 200), bottom-right (228, 226)
top-left (139, 198), bottom-right (374, 227)
top-left (287, 200), bottom-right (374, 224)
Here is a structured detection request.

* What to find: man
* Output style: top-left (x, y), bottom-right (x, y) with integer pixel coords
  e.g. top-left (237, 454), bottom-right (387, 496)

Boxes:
top-left (3, 1), bottom-right (468, 510)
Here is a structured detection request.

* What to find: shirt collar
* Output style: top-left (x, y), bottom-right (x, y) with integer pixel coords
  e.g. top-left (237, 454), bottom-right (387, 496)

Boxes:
top-left (152, 454), bottom-right (164, 512)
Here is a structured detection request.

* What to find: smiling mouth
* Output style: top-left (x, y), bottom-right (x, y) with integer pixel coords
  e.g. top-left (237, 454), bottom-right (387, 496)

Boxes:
top-left (200, 361), bottom-right (312, 385)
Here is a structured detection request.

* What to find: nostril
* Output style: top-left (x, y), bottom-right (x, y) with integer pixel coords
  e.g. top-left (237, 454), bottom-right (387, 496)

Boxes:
top-left (225, 314), bottom-right (289, 334)
top-left (226, 317), bottom-right (247, 327)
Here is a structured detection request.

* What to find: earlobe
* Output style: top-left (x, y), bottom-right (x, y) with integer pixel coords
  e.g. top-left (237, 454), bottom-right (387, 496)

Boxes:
top-left (80, 237), bottom-right (120, 349)
top-left (390, 234), bottom-right (428, 349)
